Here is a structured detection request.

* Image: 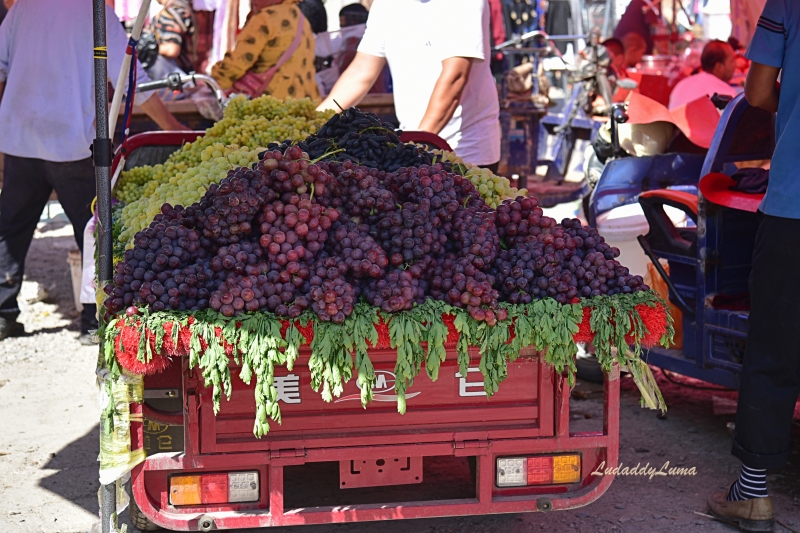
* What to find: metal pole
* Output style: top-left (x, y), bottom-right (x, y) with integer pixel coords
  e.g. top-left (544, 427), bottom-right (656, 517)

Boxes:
top-left (92, 0), bottom-right (115, 532)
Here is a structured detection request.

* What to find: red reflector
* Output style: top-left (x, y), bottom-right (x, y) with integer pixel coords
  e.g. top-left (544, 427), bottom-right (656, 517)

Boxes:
top-left (527, 456), bottom-right (553, 485)
top-left (200, 473), bottom-right (228, 504)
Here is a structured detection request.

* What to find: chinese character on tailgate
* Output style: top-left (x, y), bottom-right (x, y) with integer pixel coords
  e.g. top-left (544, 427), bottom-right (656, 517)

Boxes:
top-left (273, 373), bottom-right (301, 404)
top-left (456, 368), bottom-right (485, 397)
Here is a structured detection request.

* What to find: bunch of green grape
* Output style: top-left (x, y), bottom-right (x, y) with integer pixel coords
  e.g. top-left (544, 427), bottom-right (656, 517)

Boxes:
top-left (115, 96), bottom-right (332, 207)
top-left (117, 144), bottom-right (261, 246)
top-left (431, 150), bottom-right (526, 208)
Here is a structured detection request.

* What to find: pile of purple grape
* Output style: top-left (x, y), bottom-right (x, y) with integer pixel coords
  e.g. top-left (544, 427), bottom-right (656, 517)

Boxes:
top-left (106, 112), bottom-right (648, 324)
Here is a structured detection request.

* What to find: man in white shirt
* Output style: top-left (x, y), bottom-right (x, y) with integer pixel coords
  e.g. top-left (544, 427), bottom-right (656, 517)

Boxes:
top-left (317, 0), bottom-right (501, 169)
top-left (0, 0), bottom-right (186, 340)
top-left (668, 40), bottom-right (740, 110)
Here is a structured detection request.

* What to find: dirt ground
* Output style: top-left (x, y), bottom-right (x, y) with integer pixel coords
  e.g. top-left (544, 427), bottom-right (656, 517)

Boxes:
top-left (1, 217), bottom-right (800, 533)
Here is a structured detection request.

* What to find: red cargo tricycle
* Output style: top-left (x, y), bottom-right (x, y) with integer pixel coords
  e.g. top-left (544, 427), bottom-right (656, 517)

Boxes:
top-left (109, 131), bottom-right (622, 532)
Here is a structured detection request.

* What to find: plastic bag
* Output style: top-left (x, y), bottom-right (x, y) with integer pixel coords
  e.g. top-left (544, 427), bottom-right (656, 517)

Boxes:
top-left (98, 371), bottom-right (146, 486)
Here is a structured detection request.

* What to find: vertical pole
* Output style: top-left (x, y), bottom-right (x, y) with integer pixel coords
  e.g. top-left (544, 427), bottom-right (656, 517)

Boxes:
top-left (92, 1), bottom-right (115, 532)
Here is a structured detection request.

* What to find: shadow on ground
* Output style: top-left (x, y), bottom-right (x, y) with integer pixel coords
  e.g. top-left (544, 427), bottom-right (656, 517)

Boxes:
top-left (39, 425), bottom-right (100, 515)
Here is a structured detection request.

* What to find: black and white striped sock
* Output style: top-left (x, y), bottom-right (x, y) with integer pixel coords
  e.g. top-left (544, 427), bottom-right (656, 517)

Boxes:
top-left (727, 465), bottom-right (768, 501)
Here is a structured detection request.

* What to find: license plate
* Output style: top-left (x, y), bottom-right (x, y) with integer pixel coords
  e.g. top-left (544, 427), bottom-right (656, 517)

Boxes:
top-left (339, 457), bottom-right (423, 489)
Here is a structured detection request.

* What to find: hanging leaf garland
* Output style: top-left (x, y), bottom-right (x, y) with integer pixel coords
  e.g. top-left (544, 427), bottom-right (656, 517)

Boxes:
top-left (343, 303), bottom-right (380, 407)
top-left (101, 291), bottom-right (673, 436)
top-left (386, 311), bottom-right (426, 414)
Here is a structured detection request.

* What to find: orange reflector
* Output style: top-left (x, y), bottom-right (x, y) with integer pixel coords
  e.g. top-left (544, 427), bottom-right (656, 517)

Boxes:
top-left (552, 454), bottom-right (581, 484)
top-left (170, 475), bottom-right (202, 506)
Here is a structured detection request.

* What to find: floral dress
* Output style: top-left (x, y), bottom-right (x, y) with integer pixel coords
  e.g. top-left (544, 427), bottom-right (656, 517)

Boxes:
top-left (211, 1), bottom-right (320, 101)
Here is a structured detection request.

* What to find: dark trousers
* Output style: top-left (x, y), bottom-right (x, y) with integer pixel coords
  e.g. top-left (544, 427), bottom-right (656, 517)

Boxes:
top-left (0, 155), bottom-right (95, 317)
top-left (480, 161), bottom-right (500, 174)
top-left (733, 213), bottom-right (800, 469)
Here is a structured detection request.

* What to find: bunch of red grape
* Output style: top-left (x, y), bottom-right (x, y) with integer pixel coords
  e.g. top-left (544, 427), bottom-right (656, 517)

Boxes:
top-left (309, 256), bottom-right (356, 323)
top-left (107, 120), bottom-right (650, 323)
top-left (106, 206), bottom-right (220, 314)
top-left (329, 221), bottom-right (389, 279)
top-left (330, 163), bottom-right (395, 223)
top-left (362, 269), bottom-right (426, 313)
top-left (491, 198), bottom-right (648, 304)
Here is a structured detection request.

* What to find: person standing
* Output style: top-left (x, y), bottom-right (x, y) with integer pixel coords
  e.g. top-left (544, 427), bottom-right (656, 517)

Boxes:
top-left (317, 0), bottom-right (500, 169)
top-left (613, 0), bottom-right (656, 53)
top-left (140, 0), bottom-right (197, 82)
top-left (0, 0), bottom-right (187, 340)
top-left (210, 0), bottom-right (320, 100)
top-left (706, 0), bottom-right (799, 530)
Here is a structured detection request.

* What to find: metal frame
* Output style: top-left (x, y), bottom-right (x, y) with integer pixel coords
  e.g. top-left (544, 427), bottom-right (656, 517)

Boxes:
top-left (639, 95), bottom-right (774, 388)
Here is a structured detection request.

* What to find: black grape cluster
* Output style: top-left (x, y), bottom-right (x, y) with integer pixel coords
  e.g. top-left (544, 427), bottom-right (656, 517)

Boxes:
top-left (291, 107), bottom-right (444, 172)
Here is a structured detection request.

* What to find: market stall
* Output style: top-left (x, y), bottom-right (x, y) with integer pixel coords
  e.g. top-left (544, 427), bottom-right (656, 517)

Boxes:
top-left (92, 82), bottom-right (677, 529)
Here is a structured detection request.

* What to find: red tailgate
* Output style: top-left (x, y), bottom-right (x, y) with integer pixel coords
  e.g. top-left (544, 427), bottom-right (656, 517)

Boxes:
top-left (195, 348), bottom-right (553, 454)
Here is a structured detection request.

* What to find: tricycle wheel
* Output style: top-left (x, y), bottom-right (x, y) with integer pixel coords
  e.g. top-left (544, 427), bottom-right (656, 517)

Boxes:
top-left (129, 497), bottom-right (162, 531)
top-left (576, 344), bottom-right (604, 384)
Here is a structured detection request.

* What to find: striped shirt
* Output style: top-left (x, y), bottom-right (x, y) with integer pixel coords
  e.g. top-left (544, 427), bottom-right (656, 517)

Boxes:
top-left (0, 0), bottom-right (152, 162)
top-left (746, 0), bottom-right (800, 218)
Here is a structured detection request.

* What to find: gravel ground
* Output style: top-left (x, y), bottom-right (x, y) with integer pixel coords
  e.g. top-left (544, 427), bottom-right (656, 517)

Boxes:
top-left (1, 216), bottom-right (800, 533)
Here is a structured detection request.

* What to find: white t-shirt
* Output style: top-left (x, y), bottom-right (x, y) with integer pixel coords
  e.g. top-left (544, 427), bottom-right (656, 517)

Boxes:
top-left (0, 0), bottom-right (152, 162)
top-left (668, 71), bottom-right (740, 110)
top-left (357, 0), bottom-right (501, 166)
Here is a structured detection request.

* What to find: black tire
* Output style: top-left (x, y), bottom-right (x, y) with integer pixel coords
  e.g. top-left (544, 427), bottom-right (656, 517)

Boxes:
top-left (129, 497), bottom-right (162, 532)
top-left (575, 348), bottom-right (605, 384)
top-left (576, 356), bottom-right (605, 384)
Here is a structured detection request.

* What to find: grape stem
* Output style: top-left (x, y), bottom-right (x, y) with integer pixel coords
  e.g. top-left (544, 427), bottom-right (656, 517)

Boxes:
top-left (308, 148), bottom-right (345, 165)
top-left (332, 99), bottom-right (345, 112)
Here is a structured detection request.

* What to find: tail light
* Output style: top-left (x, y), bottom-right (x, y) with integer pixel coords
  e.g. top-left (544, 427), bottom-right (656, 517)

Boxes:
top-left (496, 455), bottom-right (581, 487)
top-left (170, 471), bottom-right (259, 506)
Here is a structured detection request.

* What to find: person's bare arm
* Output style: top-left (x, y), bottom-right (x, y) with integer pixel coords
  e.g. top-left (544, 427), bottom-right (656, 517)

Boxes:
top-left (138, 94), bottom-right (190, 131)
top-left (417, 57), bottom-right (472, 134)
top-left (745, 62), bottom-right (780, 113)
top-left (0, 81), bottom-right (5, 107)
top-left (159, 42), bottom-right (181, 59)
top-left (317, 52), bottom-right (386, 111)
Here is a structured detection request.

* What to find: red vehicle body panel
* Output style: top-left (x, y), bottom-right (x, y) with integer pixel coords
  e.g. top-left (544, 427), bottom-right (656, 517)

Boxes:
top-left (117, 131), bottom-right (620, 530)
top-left (131, 348), bottom-right (619, 530)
